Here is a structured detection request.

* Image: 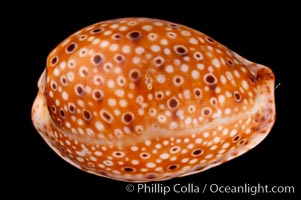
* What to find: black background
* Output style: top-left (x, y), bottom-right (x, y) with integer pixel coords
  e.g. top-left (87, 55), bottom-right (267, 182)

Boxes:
top-left (7, 2), bottom-right (298, 199)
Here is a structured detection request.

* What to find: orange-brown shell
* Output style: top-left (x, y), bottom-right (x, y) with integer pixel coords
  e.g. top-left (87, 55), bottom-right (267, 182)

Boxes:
top-left (31, 18), bottom-right (275, 182)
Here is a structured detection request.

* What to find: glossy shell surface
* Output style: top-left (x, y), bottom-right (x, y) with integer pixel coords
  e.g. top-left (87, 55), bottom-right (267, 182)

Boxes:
top-left (32, 18), bottom-right (275, 182)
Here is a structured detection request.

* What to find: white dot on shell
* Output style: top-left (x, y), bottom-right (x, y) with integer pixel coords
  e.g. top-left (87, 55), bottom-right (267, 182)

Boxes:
top-left (151, 45), bottom-right (160, 52)
top-left (110, 24), bottom-right (119, 29)
top-left (197, 63), bottom-right (204, 70)
top-left (157, 74), bottom-right (166, 83)
top-left (119, 25), bottom-right (128, 31)
top-left (222, 128), bottom-right (229, 135)
top-left (95, 121), bottom-right (104, 131)
top-left (212, 58), bottom-right (221, 68)
top-left (108, 98), bottom-right (117, 106)
top-left (213, 137), bottom-right (221, 143)
top-left (205, 154), bottom-right (213, 159)
top-left (53, 69), bottom-right (60, 76)
top-left (165, 65), bottom-right (174, 73)
top-left (114, 89), bottom-right (125, 97)
top-left (100, 41), bottom-right (109, 48)
top-left (132, 57), bottom-right (141, 64)
top-left (122, 45), bottom-right (131, 54)
top-left (218, 95), bottom-right (225, 104)
top-left (230, 129), bottom-right (237, 137)
top-left (119, 99), bottom-right (128, 107)
top-left (142, 25), bottom-right (153, 31)
top-left (146, 162), bottom-right (156, 168)
top-left (181, 158), bottom-right (189, 163)
top-left (109, 44), bottom-right (119, 51)
top-left (160, 153), bottom-right (169, 159)
top-left (160, 39), bottom-right (168, 45)
top-left (103, 30), bottom-right (112, 36)
top-left (154, 21), bottom-right (163, 26)
top-left (180, 64), bottom-right (189, 72)
top-left (222, 143), bottom-right (230, 149)
top-left (164, 48), bottom-right (171, 55)
top-left (157, 115), bottom-right (167, 123)
top-left (189, 159), bottom-right (198, 164)
top-left (131, 146), bottom-right (138, 151)
top-left (67, 72), bottom-right (74, 82)
top-left (242, 80), bottom-right (249, 90)
top-left (107, 79), bottom-right (115, 88)
top-left (191, 70), bottom-right (200, 79)
top-left (169, 122), bottom-right (178, 129)
top-left (195, 138), bottom-right (203, 144)
top-left (62, 91), bottom-right (68, 100)
top-left (203, 132), bottom-right (209, 137)
top-left (225, 108), bottom-right (231, 115)
top-left (135, 47), bottom-right (145, 54)
top-left (145, 140), bottom-right (151, 146)
top-left (131, 160), bottom-right (139, 165)
top-left (234, 70), bottom-right (241, 78)
top-left (189, 38), bottom-right (198, 44)
top-left (77, 157), bottom-right (84, 162)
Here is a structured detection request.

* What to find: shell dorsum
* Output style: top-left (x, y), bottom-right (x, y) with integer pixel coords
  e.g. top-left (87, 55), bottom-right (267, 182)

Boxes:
top-left (31, 17), bottom-right (276, 182)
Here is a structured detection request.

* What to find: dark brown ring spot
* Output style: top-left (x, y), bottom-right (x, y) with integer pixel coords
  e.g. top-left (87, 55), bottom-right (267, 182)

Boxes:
top-left (194, 88), bottom-right (202, 98)
top-left (128, 31), bottom-right (141, 40)
top-left (155, 92), bottom-right (164, 100)
top-left (141, 153), bottom-right (150, 158)
top-left (238, 139), bottom-right (246, 145)
top-left (234, 91), bottom-right (242, 102)
top-left (112, 33), bottom-right (121, 40)
top-left (101, 111), bottom-right (112, 123)
top-left (83, 110), bottom-right (92, 121)
top-left (194, 52), bottom-right (203, 60)
top-left (123, 167), bottom-right (134, 173)
top-left (146, 174), bottom-right (156, 179)
top-left (51, 105), bottom-right (56, 113)
top-left (75, 85), bottom-right (84, 96)
top-left (93, 90), bottom-right (103, 101)
top-left (91, 28), bottom-right (103, 34)
top-left (227, 59), bottom-right (234, 67)
top-left (174, 45), bottom-right (188, 55)
top-left (114, 54), bottom-right (124, 63)
top-left (168, 97), bottom-right (179, 109)
top-left (204, 74), bottom-right (217, 85)
top-left (249, 75), bottom-right (256, 84)
top-left (202, 108), bottom-right (211, 116)
top-left (171, 146), bottom-right (180, 153)
top-left (122, 113), bottom-right (134, 124)
top-left (51, 81), bottom-right (57, 90)
top-left (168, 164), bottom-right (178, 170)
top-left (98, 171), bottom-right (108, 176)
top-left (92, 54), bottom-right (103, 65)
top-left (129, 69), bottom-right (140, 81)
top-left (169, 23), bottom-right (178, 28)
top-left (233, 135), bottom-right (241, 142)
top-left (50, 56), bottom-right (58, 65)
top-left (68, 103), bottom-right (75, 113)
top-left (60, 76), bottom-right (67, 85)
top-left (79, 35), bottom-right (87, 40)
top-left (192, 149), bottom-right (203, 156)
top-left (66, 43), bottom-right (77, 53)
top-left (59, 109), bottom-right (65, 118)
top-left (80, 67), bottom-right (88, 77)
top-left (207, 37), bottom-right (215, 43)
top-left (174, 76), bottom-right (183, 85)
